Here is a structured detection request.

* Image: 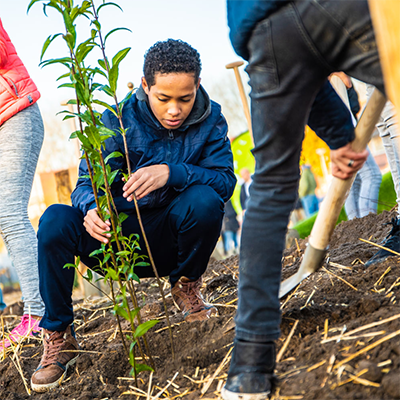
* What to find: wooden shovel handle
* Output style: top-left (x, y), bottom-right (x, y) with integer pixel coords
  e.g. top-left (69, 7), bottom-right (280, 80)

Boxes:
top-left (309, 87), bottom-right (386, 250)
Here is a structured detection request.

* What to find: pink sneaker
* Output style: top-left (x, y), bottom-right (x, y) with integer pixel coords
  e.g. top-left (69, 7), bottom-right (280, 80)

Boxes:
top-left (0, 314), bottom-right (41, 351)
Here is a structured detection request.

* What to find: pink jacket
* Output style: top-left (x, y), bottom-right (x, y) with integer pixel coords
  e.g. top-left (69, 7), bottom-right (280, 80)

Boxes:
top-left (0, 18), bottom-right (40, 126)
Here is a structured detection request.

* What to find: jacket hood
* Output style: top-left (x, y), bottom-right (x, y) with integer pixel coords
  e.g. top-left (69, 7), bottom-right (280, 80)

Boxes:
top-left (135, 84), bottom-right (211, 131)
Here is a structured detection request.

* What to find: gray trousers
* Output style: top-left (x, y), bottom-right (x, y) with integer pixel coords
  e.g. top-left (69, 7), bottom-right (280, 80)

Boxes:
top-left (0, 103), bottom-right (45, 316)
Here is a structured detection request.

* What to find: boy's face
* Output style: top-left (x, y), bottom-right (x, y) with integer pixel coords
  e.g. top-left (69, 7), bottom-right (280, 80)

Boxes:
top-left (142, 72), bottom-right (200, 130)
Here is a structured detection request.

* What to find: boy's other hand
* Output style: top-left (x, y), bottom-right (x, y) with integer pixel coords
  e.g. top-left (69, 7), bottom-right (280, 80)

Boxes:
top-left (123, 164), bottom-right (170, 201)
top-left (330, 143), bottom-right (368, 180)
top-left (84, 208), bottom-right (111, 243)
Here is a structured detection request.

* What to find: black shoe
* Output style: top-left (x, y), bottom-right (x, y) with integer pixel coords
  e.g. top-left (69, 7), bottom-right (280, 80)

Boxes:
top-left (365, 217), bottom-right (400, 267)
top-left (221, 340), bottom-right (277, 400)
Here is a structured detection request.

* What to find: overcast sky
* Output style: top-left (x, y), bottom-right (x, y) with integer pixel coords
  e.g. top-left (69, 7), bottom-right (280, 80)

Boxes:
top-left (2, 0), bottom-right (242, 115)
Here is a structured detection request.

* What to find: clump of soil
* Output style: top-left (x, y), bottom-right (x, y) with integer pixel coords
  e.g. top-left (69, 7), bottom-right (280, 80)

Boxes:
top-left (1, 211), bottom-right (400, 399)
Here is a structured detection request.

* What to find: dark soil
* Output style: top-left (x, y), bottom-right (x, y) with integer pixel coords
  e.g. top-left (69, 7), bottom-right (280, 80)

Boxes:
top-left (1, 210), bottom-right (400, 399)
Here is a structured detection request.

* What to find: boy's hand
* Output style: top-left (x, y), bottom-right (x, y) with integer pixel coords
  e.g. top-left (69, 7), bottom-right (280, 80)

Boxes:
top-left (84, 208), bottom-right (111, 243)
top-left (330, 143), bottom-right (368, 180)
top-left (123, 164), bottom-right (170, 201)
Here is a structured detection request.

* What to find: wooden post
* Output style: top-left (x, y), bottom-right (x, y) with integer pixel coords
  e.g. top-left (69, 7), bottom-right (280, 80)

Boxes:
top-left (54, 170), bottom-right (73, 205)
top-left (369, 0), bottom-right (400, 112)
top-left (369, 0), bottom-right (400, 150)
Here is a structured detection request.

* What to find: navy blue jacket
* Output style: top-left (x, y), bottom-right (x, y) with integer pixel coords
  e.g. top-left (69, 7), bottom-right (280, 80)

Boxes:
top-left (227, 0), bottom-right (355, 150)
top-left (71, 85), bottom-right (236, 215)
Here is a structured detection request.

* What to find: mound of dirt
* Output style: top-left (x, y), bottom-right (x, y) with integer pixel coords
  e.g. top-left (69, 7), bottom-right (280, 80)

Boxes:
top-left (1, 211), bottom-right (400, 399)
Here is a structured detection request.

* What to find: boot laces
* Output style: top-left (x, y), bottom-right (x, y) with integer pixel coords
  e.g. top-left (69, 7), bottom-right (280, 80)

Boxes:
top-left (41, 331), bottom-right (68, 368)
top-left (180, 280), bottom-right (206, 313)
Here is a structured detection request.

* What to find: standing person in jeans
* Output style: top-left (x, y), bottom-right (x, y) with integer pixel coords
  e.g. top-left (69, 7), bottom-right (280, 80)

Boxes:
top-left (0, 18), bottom-right (45, 352)
top-left (365, 85), bottom-right (400, 266)
top-left (223, 1), bottom-right (385, 398)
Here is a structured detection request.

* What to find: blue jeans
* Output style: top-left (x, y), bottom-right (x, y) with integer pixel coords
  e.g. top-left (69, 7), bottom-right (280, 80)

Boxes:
top-left (345, 149), bottom-right (382, 219)
top-left (38, 185), bottom-right (224, 332)
top-left (222, 230), bottom-right (238, 254)
top-left (300, 194), bottom-right (319, 218)
top-left (236, 0), bottom-right (384, 342)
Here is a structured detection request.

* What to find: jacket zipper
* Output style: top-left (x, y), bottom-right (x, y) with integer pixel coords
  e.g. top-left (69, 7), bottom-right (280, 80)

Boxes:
top-left (7, 77), bottom-right (19, 97)
top-left (0, 75), bottom-right (19, 99)
top-left (167, 130), bottom-right (174, 163)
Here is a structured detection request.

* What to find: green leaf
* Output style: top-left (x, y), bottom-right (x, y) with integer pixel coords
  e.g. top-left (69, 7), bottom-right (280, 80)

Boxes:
top-left (69, 130), bottom-right (79, 139)
top-left (112, 47), bottom-right (131, 68)
top-left (63, 263), bottom-right (77, 270)
top-left (89, 248), bottom-right (104, 257)
top-left (76, 42), bottom-right (95, 64)
top-left (134, 320), bottom-right (159, 339)
top-left (92, 19), bottom-right (101, 33)
top-left (84, 269), bottom-right (93, 282)
top-left (90, 67), bottom-right (108, 79)
top-left (76, 130), bottom-right (92, 150)
top-left (57, 72), bottom-right (72, 81)
top-left (103, 253), bottom-right (111, 264)
top-left (109, 48), bottom-right (131, 92)
top-left (119, 91), bottom-right (133, 111)
top-left (92, 100), bottom-right (118, 117)
top-left (119, 212), bottom-right (129, 224)
top-left (104, 27), bottom-right (132, 44)
top-left (94, 84), bottom-right (113, 97)
top-left (133, 363), bottom-right (154, 375)
top-left (108, 65), bottom-right (118, 93)
top-left (127, 272), bottom-right (140, 283)
top-left (27, 0), bottom-right (41, 13)
top-left (79, 1), bottom-right (93, 17)
top-left (84, 125), bottom-right (101, 149)
top-left (40, 57), bottom-right (72, 68)
top-left (135, 262), bottom-right (149, 267)
top-left (98, 125), bottom-right (116, 139)
top-left (62, 8), bottom-right (76, 49)
top-left (116, 250), bottom-right (130, 257)
top-left (113, 304), bottom-right (129, 321)
top-left (107, 268), bottom-right (118, 281)
top-left (58, 83), bottom-right (75, 89)
top-left (107, 169), bottom-right (119, 186)
top-left (98, 58), bottom-right (109, 71)
top-left (40, 33), bottom-right (62, 62)
top-left (104, 151), bottom-right (123, 164)
top-left (70, 5), bottom-right (80, 22)
top-left (130, 308), bottom-right (140, 321)
top-left (97, 2), bottom-right (123, 14)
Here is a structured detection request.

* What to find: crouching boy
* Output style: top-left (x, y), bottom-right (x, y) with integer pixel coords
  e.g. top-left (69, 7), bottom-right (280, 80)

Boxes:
top-left (31, 39), bottom-right (236, 392)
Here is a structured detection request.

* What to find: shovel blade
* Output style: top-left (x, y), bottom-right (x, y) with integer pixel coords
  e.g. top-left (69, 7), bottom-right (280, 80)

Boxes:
top-left (279, 244), bottom-right (326, 299)
top-left (279, 270), bottom-right (311, 298)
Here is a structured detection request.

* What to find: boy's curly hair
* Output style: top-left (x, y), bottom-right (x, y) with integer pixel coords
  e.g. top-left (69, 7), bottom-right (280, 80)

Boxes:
top-left (143, 39), bottom-right (201, 88)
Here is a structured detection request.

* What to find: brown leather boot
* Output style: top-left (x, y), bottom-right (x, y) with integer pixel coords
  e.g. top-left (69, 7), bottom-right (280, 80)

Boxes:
top-left (31, 325), bottom-right (79, 392)
top-left (171, 277), bottom-right (218, 322)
